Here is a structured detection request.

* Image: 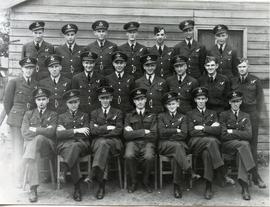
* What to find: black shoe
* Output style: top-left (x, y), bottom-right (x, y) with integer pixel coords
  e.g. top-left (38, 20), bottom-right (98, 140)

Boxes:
top-left (253, 177), bottom-right (266, 189)
top-left (127, 183), bottom-right (136, 193)
top-left (96, 185), bottom-right (105, 199)
top-left (28, 186), bottom-right (38, 203)
top-left (174, 184), bottom-right (182, 198)
top-left (143, 183), bottom-right (153, 193)
top-left (204, 181), bottom-right (212, 200)
top-left (242, 186), bottom-right (251, 200)
top-left (73, 188), bottom-right (82, 202)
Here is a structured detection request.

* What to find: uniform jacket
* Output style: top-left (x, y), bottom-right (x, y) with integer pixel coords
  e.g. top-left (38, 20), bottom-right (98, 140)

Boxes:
top-left (106, 72), bottom-right (135, 113)
top-left (207, 44), bottom-right (238, 78)
top-left (85, 40), bottom-right (117, 76)
top-left (71, 71), bottom-right (107, 114)
top-left (55, 43), bottom-right (84, 79)
top-left (39, 75), bottom-right (71, 114)
top-left (230, 73), bottom-right (264, 112)
top-left (90, 107), bottom-right (123, 139)
top-left (219, 110), bottom-right (252, 142)
top-left (198, 73), bottom-right (230, 109)
top-left (171, 40), bottom-right (207, 79)
top-left (158, 111), bottom-right (187, 142)
top-left (4, 77), bottom-right (38, 127)
top-left (21, 108), bottom-right (57, 141)
top-left (187, 108), bottom-right (221, 138)
top-left (118, 42), bottom-right (147, 79)
top-left (135, 74), bottom-right (167, 114)
top-left (124, 109), bottom-right (157, 143)
top-left (147, 45), bottom-right (173, 79)
top-left (21, 41), bottom-right (54, 80)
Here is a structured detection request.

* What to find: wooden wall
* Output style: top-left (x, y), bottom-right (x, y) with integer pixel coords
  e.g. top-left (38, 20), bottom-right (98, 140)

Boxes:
top-left (8, 0), bottom-right (270, 150)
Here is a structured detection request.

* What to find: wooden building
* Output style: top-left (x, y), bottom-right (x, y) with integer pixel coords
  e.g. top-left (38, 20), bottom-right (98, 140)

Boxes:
top-left (5, 0), bottom-right (270, 151)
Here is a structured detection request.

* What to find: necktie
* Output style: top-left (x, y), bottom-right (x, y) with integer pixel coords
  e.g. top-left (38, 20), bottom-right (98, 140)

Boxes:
top-left (158, 46), bottom-right (162, 56)
top-left (117, 73), bottom-right (121, 80)
top-left (148, 74), bottom-right (152, 85)
top-left (240, 76), bottom-right (244, 84)
top-left (39, 109), bottom-right (43, 118)
top-left (69, 44), bottom-right (72, 53)
top-left (209, 76), bottom-right (214, 83)
top-left (53, 78), bottom-right (57, 85)
top-left (188, 40), bottom-right (191, 49)
top-left (35, 43), bottom-right (39, 51)
top-left (131, 44), bottom-right (134, 51)
top-left (219, 44), bottom-right (223, 54)
top-left (201, 110), bottom-right (204, 116)
top-left (104, 109), bottom-right (107, 118)
top-left (27, 78), bottom-right (30, 85)
top-left (100, 41), bottom-right (104, 48)
top-left (87, 72), bottom-right (91, 82)
top-left (234, 111), bottom-right (238, 120)
top-left (178, 76), bottom-right (182, 84)
top-left (72, 111), bottom-right (75, 118)
top-left (171, 113), bottom-right (175, 118)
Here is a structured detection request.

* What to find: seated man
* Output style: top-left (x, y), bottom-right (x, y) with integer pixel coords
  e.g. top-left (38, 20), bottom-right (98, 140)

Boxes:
top-left (124, 87), bottom-right (157, 193)
top-left (21, 87), bottom-right (57, 202)
top-left (158, 92), bottom-right (190, 198)
top-left (56, 89), bottom-right (90, 201)
top-left (89, 86), bottom-right (123, 199)
top-left (219, 91), bottom-right (263, 200)
top-left (187, 87), bottom-right (224, 200)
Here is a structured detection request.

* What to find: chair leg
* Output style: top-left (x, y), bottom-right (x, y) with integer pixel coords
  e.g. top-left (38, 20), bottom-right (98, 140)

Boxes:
top-left (124, 160), bottom-right (127, 189)
top-left (57, 156), bottom-right (61, 190)
top-left (159, 157), bottom-right (162, 189)
top-left (48, 159), bottom-right (56, 188)
top-left (154, 155), bottom-right (158, 190)
top-left (117, 157), bottom-right (123, 189)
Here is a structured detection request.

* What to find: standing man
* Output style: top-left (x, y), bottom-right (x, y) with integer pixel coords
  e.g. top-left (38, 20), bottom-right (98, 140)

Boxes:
top-left (85, 20), bottom-right (117, 76)
top-left (56, 89), bottom-right (90, 201)
top-left (118, 21), bottom-right (147, 79)
top-left (39, 54), bottom-right (71, 114)
top-left (124, 87), bottom-right (157, 193)
top-left (55, 24), bottom-right (84, 79)
top-left (230, 58), bottom-right (266, 188)
top-left (21, 21), bottom-right (54, 81)
top-left (207, 24), bottom-right (238, 79)
top-left (72, 51), bottom-right (107, 115)
top-left (198, 56), bottom-right (230, 114)
top-left (106, 51), bottom-right (135, 114)
top-left (171, 20), bottom-right (206, 79)
top-left (21, 87), bottom-right (57, 202)
top-left (166, 55), bottom-right (198, 114)
top-left (158, 92), bottom-right (190, 198)
top-left (3, 57), bottom-right (38, 176)
top-left (187, 87), bottom-right (224, 200)
top-left (148, 26), bottom-right (173, 79)
top-left (135, 54), bottom-right (167, 114)
top-left (89, 86), bottom-right (123, 199)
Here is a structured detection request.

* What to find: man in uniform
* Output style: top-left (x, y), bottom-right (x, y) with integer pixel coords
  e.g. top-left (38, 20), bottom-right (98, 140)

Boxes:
top-left (39, 54), bottom-right (71, 114)
top-left (230, 58), bottom-right (266, 188)
top-left (85, 20), bottom-right (117, 76)
top-left (148, 26), bottom-right (173, 79)
top-left (21, 21), bottom-right (54, 81)
top-left (207, 24), bottom-right (238, 79)
top-left (124, 87), bottom-right (157, 193)
top-left (21, 87), bottom-right (57, 202)
top-left (72, 51), bottom-right (107, 115)
top-left (89, 86), bottom-right (123, 199)
top-left (56, 89), bottom-right (90, 201)
top-left (219, 91), bottom-right (260, 200)
top-left (171, 20), bottom-right (206, 79)
top-left (118, 21), bottom-right (147, 79)
top-left (106, 51), bottom-right (135, 114)
top-left (55, 24), bottom-right (84, 79)
top-left (198, 56), bottom-right (230, 114)
top-left (135, 54), bottom-right (167, 114)
top-left (3, 57), bottom-right (38, 178)
top-left (158, 91), bottom-right (190, 198)
top-left (166, 55), bottom-right (198, 113)
top-left (187, 87), bottom-right (224, 200)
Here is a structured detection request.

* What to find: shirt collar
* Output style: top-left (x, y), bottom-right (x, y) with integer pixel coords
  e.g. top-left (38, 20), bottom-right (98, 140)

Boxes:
top-left (34, 40), bottom-right (43, 46)
top-left (146, 73), bottom-right (155, 81)
top-left (136, 108), bottom-right (145, 115)
top-left (115, 71), bottom-right (124, 78)
top-left (51, 75), bottom-right (60, 83)
top-left (156, 44), bottom-right (164, 50)
top-left (208, 72), bottom-right (217, 80)
top-left (128, 41), bottom-right (136, 47)
top-left (232, 109), bottom-right (240, 116)
top-left (240, 73), bottom-right (248, 80)
top-left (197, 107), bottom-right (206, 113)
top-left (102, 106), bottom-right (110, 113)
top-left (178, 73), bottom-right (186, 81)
top-left (97, 40), bottom-right (106, 47)
top-left (185, 38), bottom-right (193, 45)
top-left (23, 76), bottom-right (31, 82)
top-left (216, 43), bottom-right (226, 50)
top-left (85, 71), bottom-right (93, 77)
top-left (66, 42), bottom-right (75, 50)
top-left (38, 108), bottom-right (46, 114)
top-left (70, 110), bottom-right (77, 116)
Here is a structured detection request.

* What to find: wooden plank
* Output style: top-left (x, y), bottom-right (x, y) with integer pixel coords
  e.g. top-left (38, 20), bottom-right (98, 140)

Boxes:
top-left (195, 10), bottom-right (269, 19)
top-left (248, 34), bottom-right (270, 42)
top-left (248, 65), bottom-right (270, 73)
top-left (250, 72), bottom-right (270, 80)
top-left (247, 50), bottom-right (269, 58)
top-left (248, 57), bottom-right (269, 65)
top-left (248, 27), bottom-right (270, 34)
top-left (248, 42), bottom-right (270, 50)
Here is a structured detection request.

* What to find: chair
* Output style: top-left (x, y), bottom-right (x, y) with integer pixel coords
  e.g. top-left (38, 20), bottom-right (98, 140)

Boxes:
top-left (159, 154), bottom-right (192, 189)
top-left (56, 154), bottom-right (91, 190)
top-left (105, 154), bottom-right (123, 189)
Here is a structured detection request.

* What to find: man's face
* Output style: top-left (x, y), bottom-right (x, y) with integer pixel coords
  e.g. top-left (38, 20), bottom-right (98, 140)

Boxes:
top-left (155, 29), bottom-right (166, 45)
top-left (22, 66), bottom-right (35, 78)
top-left (94, 29), bottom-right (107, 41)
top-left (126, 30), bottom-right (138, 42)
top-left (229, 99), bottom-right (242, 111)
top-left (113, 60), bottom-right (126, 73)
top-left (237, 62), bottom-right (248, 76)
top-left (133, 97), bottom-right (147, 110)
top-left (99, 95), bottom-right (112, 109)
top-left (66, 99), bottom-right (80, 112)
top-left (215, 32), bottom-right (228, 45)
top-left (174, 63), bottom-right (187, 76)
top-left (35, 96), bottom-right (49, 110)
top-left (166, 100), bottom-right (179, 113)
top-left (48, 64), bottom-right (62, 78)
top-left (82, 60), bottom-right (95, 72)
top-left (194, 95), bottom-right (208, 109)
top-left (32, 29), bottom-right (44, 43)
top-left (205, 60), bottom-right (218, 76)
top-left (184, 28), bottom-right (194, 40)
top-left (144, 63), bottom-right (156, 75)
top-left (64, 31), bottom-right (76, 45)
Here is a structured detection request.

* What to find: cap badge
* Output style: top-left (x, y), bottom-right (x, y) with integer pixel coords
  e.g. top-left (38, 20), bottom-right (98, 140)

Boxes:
top-left (185, 21), bottom-right (189, 26)
top-left (130, 23), bottom-right (134, 28)
top-left (101, 88), bottom-right (107, 93)
top-left (176, 57), bottom-right (181, 61)
top-left (98, 22), bottom-right (104, 27)
top-left (136, 90), bottom-right (141, 95)
top-left (168, 94), bottom-right (172, 98)
top-left (70, 92), bottom-right (75, 96)
top-left (26, 58), bottom-right (31, 63)
top-left (38, 89), bottom-right (43, 94)
top-left (217, 25), bottom-right (222, 30)
top-left (147, 56), bottom-right (151, 61)
top-left (198, 88), bottom-right (203, 93)
top-left (36, 22), bottom-right (40, 27)
top-left (232, 92), bottom-right (237, 97)
top-left (51, 56), bottom-right (55, 61)
top-left (116, 53), bottom-right (121, 57)
top-left (67, 24), bottom-right (71, 29)
top-left (88, 52), bottom-right (92, 56)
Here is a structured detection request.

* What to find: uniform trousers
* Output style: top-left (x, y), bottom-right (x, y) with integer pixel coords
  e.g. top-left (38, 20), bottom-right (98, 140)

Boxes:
top-left (124, 141), bottom-right (155, 185)
top-left (222, 140), bottom-right (255, 184)
top-left (9, 126), bottom-right (24, 170)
